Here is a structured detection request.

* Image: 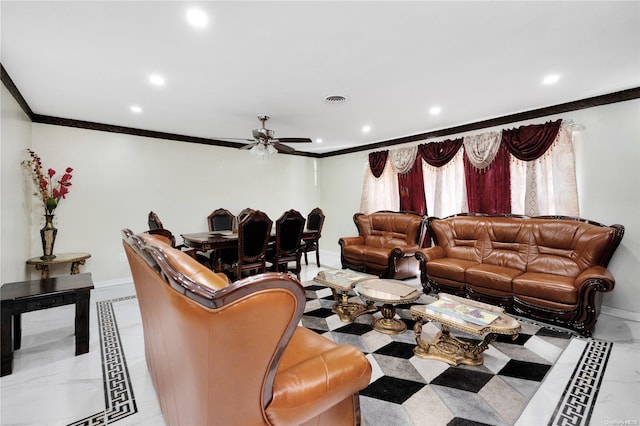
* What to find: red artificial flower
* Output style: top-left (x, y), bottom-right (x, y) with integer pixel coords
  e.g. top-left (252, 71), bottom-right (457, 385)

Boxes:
top-left (22, 150), bottom-right (74, 214)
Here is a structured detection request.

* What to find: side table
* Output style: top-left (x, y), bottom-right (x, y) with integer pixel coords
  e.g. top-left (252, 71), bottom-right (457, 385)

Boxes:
top-left (1, 273), bottom-right (94, 376)
top-left (26, 252), bottom-right (91, 279)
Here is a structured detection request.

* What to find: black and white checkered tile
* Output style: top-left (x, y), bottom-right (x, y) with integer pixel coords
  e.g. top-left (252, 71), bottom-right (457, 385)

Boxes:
top-left (301, 282), bottom-right (609, 426)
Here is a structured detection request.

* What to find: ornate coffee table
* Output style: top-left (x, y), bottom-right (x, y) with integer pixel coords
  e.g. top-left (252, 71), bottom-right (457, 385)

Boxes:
top-left (410, 293), bottom-right (521, 366)
top-left (313, 269), bottom-right (379, 322)
top-left (354, 279), bottom-right (421, 334)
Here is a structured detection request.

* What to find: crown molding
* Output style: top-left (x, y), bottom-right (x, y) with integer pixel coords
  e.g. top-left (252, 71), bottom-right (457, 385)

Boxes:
top-left (3, 63), bottom-right (638, 159)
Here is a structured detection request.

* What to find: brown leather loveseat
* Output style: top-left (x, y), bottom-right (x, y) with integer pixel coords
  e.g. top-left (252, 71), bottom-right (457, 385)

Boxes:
top-left (122, 229), bottom-right (372, 426)
top-left (339, 211), bottom-right (427, 279)
top-left (415, 214), bottom-right (624, 336)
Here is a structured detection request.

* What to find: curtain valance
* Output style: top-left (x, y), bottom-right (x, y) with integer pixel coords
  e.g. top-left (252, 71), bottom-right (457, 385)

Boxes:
top-left (502, 119), bottom-right (562, 161)
top-left (418, 138), bottom-right (463, 167)
top-left (390, 146), bottom-right (418, 174)
top-left (463, 131), bottom-right (502, 171)
top-left (368, 150), bottom-right (389, 178)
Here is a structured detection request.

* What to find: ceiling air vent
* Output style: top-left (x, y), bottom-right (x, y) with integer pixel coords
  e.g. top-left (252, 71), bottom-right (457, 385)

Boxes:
top-left (324, 95), bottom-right (348, 104)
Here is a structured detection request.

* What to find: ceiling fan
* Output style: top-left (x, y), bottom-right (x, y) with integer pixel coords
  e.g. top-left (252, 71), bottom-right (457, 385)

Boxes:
top-left (228, 115), bottom-right (312, 156)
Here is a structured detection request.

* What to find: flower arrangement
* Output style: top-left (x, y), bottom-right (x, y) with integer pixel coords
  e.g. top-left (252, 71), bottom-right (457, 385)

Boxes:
top-left (22, 149), bottom-right (73, 215)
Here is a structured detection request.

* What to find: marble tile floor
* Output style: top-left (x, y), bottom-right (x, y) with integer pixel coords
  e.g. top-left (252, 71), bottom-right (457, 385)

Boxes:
top-left (1, 254), bottom-right (639, 425)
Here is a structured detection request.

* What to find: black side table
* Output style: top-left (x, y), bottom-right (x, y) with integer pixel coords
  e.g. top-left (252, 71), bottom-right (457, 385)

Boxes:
top-left (1, 273), bottom-right (94, 376)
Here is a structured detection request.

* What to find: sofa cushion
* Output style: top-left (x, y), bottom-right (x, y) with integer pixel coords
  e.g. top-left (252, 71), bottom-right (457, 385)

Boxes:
top-left (527, 219), bottom-right (616, 277)
top-left (431, 217), bottom-right (484, 263)
top-left (426, 258), bottom-right (478, 282)
top-left (343, 245), bottom-right (396, 268)
top-left (465, 264), bottom-right (522, 292)
top-left (513, 272), bottom-right (577, 305)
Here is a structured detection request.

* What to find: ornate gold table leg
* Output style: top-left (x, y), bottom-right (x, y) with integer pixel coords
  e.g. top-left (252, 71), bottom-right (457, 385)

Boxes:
top-left (331, 289), bottom-right (376, 323)
top-left (372, 303), bottom-right (406, 334)
top-left (412, 319), bottom-right (499, 366)
top-left (35, 264), bottom-right (49, 280)
top-left (70, 259), bottom-right (86, 275)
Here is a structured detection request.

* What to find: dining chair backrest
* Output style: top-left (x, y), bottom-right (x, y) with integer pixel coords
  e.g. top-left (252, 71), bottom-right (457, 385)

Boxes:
top-left (148, 211), bottom-right (164, 230)
top-left (236, 210), bottom-right (272, 276)
top-left (306, 208), bottom-right (325, 235)
top-left (208, 208), bottom-right (236, 232)
top-left (275, 210), bottom-right (306, 256)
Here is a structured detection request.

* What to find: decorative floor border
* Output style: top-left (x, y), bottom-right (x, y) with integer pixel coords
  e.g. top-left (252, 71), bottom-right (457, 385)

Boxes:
top-left (548, 339), bottom-right (613, 426)
top-left (67, 296), bottom-right (138, 426)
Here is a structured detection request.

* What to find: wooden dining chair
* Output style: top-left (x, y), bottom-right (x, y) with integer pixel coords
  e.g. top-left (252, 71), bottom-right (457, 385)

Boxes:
top-left (200, 208), bottom-right (237, 269)
top-left (148, 211), bottom-right (164, 230)
top-left (220, 210), bottom-right (272, 280)
top-left (301, 207), bottom-right (325, 267)
top-left (207, 208), bottom-right (236, 232)
top-left (266, 210), bottom-right (306, 279)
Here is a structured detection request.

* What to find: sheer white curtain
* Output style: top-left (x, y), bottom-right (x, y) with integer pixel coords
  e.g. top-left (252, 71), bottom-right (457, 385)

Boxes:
top-left (510, 126), bottom-right (579, 216)
top-left (423, 149), bottom-right (468, 218)
top-left (359, 156), bottom-right (399, 214)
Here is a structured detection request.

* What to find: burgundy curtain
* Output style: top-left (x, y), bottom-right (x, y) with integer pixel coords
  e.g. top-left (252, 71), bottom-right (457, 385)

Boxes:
top-left (502, 119), bottom-right (562, 161)
top-left (368, 151), bottom-right (389, 178)
top-left (464, 144), bottom-right (511, 214)
top-left (398, 158), bottom-right (427, 216)
top-left (417, 138), bottom-right (463, 166)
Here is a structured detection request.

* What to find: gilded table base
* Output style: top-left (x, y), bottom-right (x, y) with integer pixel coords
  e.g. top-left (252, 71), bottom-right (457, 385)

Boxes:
top-left (412, 322), bottom-right (498, 366)
top-left (331, 289), bottom-right (377, 323)
top-left (372, 303), bottom-right (406, 334)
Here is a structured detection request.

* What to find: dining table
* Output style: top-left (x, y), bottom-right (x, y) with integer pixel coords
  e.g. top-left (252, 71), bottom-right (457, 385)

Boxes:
top-left (181, 229), bottom-right (318, 251)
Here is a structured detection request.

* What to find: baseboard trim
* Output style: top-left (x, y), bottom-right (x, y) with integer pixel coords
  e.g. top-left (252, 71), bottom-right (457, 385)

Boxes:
top-left (94, 276), bottom-right (133, 288)
top-left (601, 305), bottom-right (640, 323)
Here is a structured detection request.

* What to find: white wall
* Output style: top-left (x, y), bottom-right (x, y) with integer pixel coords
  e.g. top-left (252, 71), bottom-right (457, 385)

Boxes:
top-left (318, 99), bottom-right (640, 315)
top-left (27, 124), bottom-right (319, 283)
top-left (1, 84), bottom-right (31, 284)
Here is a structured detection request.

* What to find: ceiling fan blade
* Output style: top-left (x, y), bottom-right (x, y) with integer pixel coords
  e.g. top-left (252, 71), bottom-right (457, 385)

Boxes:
top-left (213, 137), bottom-right (254, 142)
top-left (275, 137), bottom-right (312, 144)
top-left (273, 142), bottom-right (296, 153)
top-left (240, 142), bottom-right (257, 150)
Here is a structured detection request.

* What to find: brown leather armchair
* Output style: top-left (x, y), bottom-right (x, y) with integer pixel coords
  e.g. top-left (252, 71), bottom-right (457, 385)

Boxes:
top-left (122, 229), bottom-right (372, 426)
top-left (339, 211), bottom-right (427, 279)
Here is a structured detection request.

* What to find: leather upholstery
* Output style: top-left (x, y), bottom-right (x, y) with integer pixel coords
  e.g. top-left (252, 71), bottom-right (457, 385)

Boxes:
top-left (339, 211), bottom-right (427, 279)
top-left (122, 229), bottom-right (371, 426)
top-left (416, 214), bottom-right (624, 336)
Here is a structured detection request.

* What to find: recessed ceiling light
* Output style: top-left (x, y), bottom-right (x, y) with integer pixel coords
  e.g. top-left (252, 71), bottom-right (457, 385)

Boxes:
top-left (315, 138), bottom-right (323, 143)
top-left (186, 8), bottom-right (208, 28)
top-left (362, 125), bottom-right (371, 133)
top-left (130, 105), bottom-right (142, 113)
top-left (543, 74), bottom-right (561, 85)
top-left (429, 106), bottom-right (442, 115)
top-left (149, 74), bottom-right (165, 86)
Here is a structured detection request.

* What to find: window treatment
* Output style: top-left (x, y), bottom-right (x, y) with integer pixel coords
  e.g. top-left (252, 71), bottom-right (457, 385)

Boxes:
top-left (362, 118), bottom-right (578, 219)
top-left (391, 146), bottom-right (427, 215)
top-left (463, 131), bottom-right (511, 214)
top-left (368, 151), bottom-right (388, 178)
top-left (423, 149), bottom-right (468, 218)
top-left (510, 125), bottom-right (579, 216)
top-left (360, 155), bottom-right (399, 214)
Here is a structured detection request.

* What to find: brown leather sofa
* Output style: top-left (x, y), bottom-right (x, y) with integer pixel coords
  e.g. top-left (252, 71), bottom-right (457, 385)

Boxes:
top-left (122, 229), bottom-right (372, 426)
top-left (415, 214), bottom-right (624, 336)
top-left (339, 211), bottom-right (428, 279)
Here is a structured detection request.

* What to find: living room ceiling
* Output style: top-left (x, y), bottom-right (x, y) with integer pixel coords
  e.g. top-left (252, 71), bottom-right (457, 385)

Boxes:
top-left (2, 1), bottom-right (639, 154)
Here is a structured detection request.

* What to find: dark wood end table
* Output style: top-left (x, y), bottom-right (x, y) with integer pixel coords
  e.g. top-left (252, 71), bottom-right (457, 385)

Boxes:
top-left (1, 273), bottom-right (94, 376)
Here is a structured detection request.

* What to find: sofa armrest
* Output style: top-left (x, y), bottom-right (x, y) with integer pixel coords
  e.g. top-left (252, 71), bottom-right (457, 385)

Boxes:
top-left (574, 266), bottom-right (615, 293)
top-left (415, 246), bottom-right (446, 263)
top-left (338, 236), bottom-right (364, 247)
top-left (267, 345), bottom-right (372, 425)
